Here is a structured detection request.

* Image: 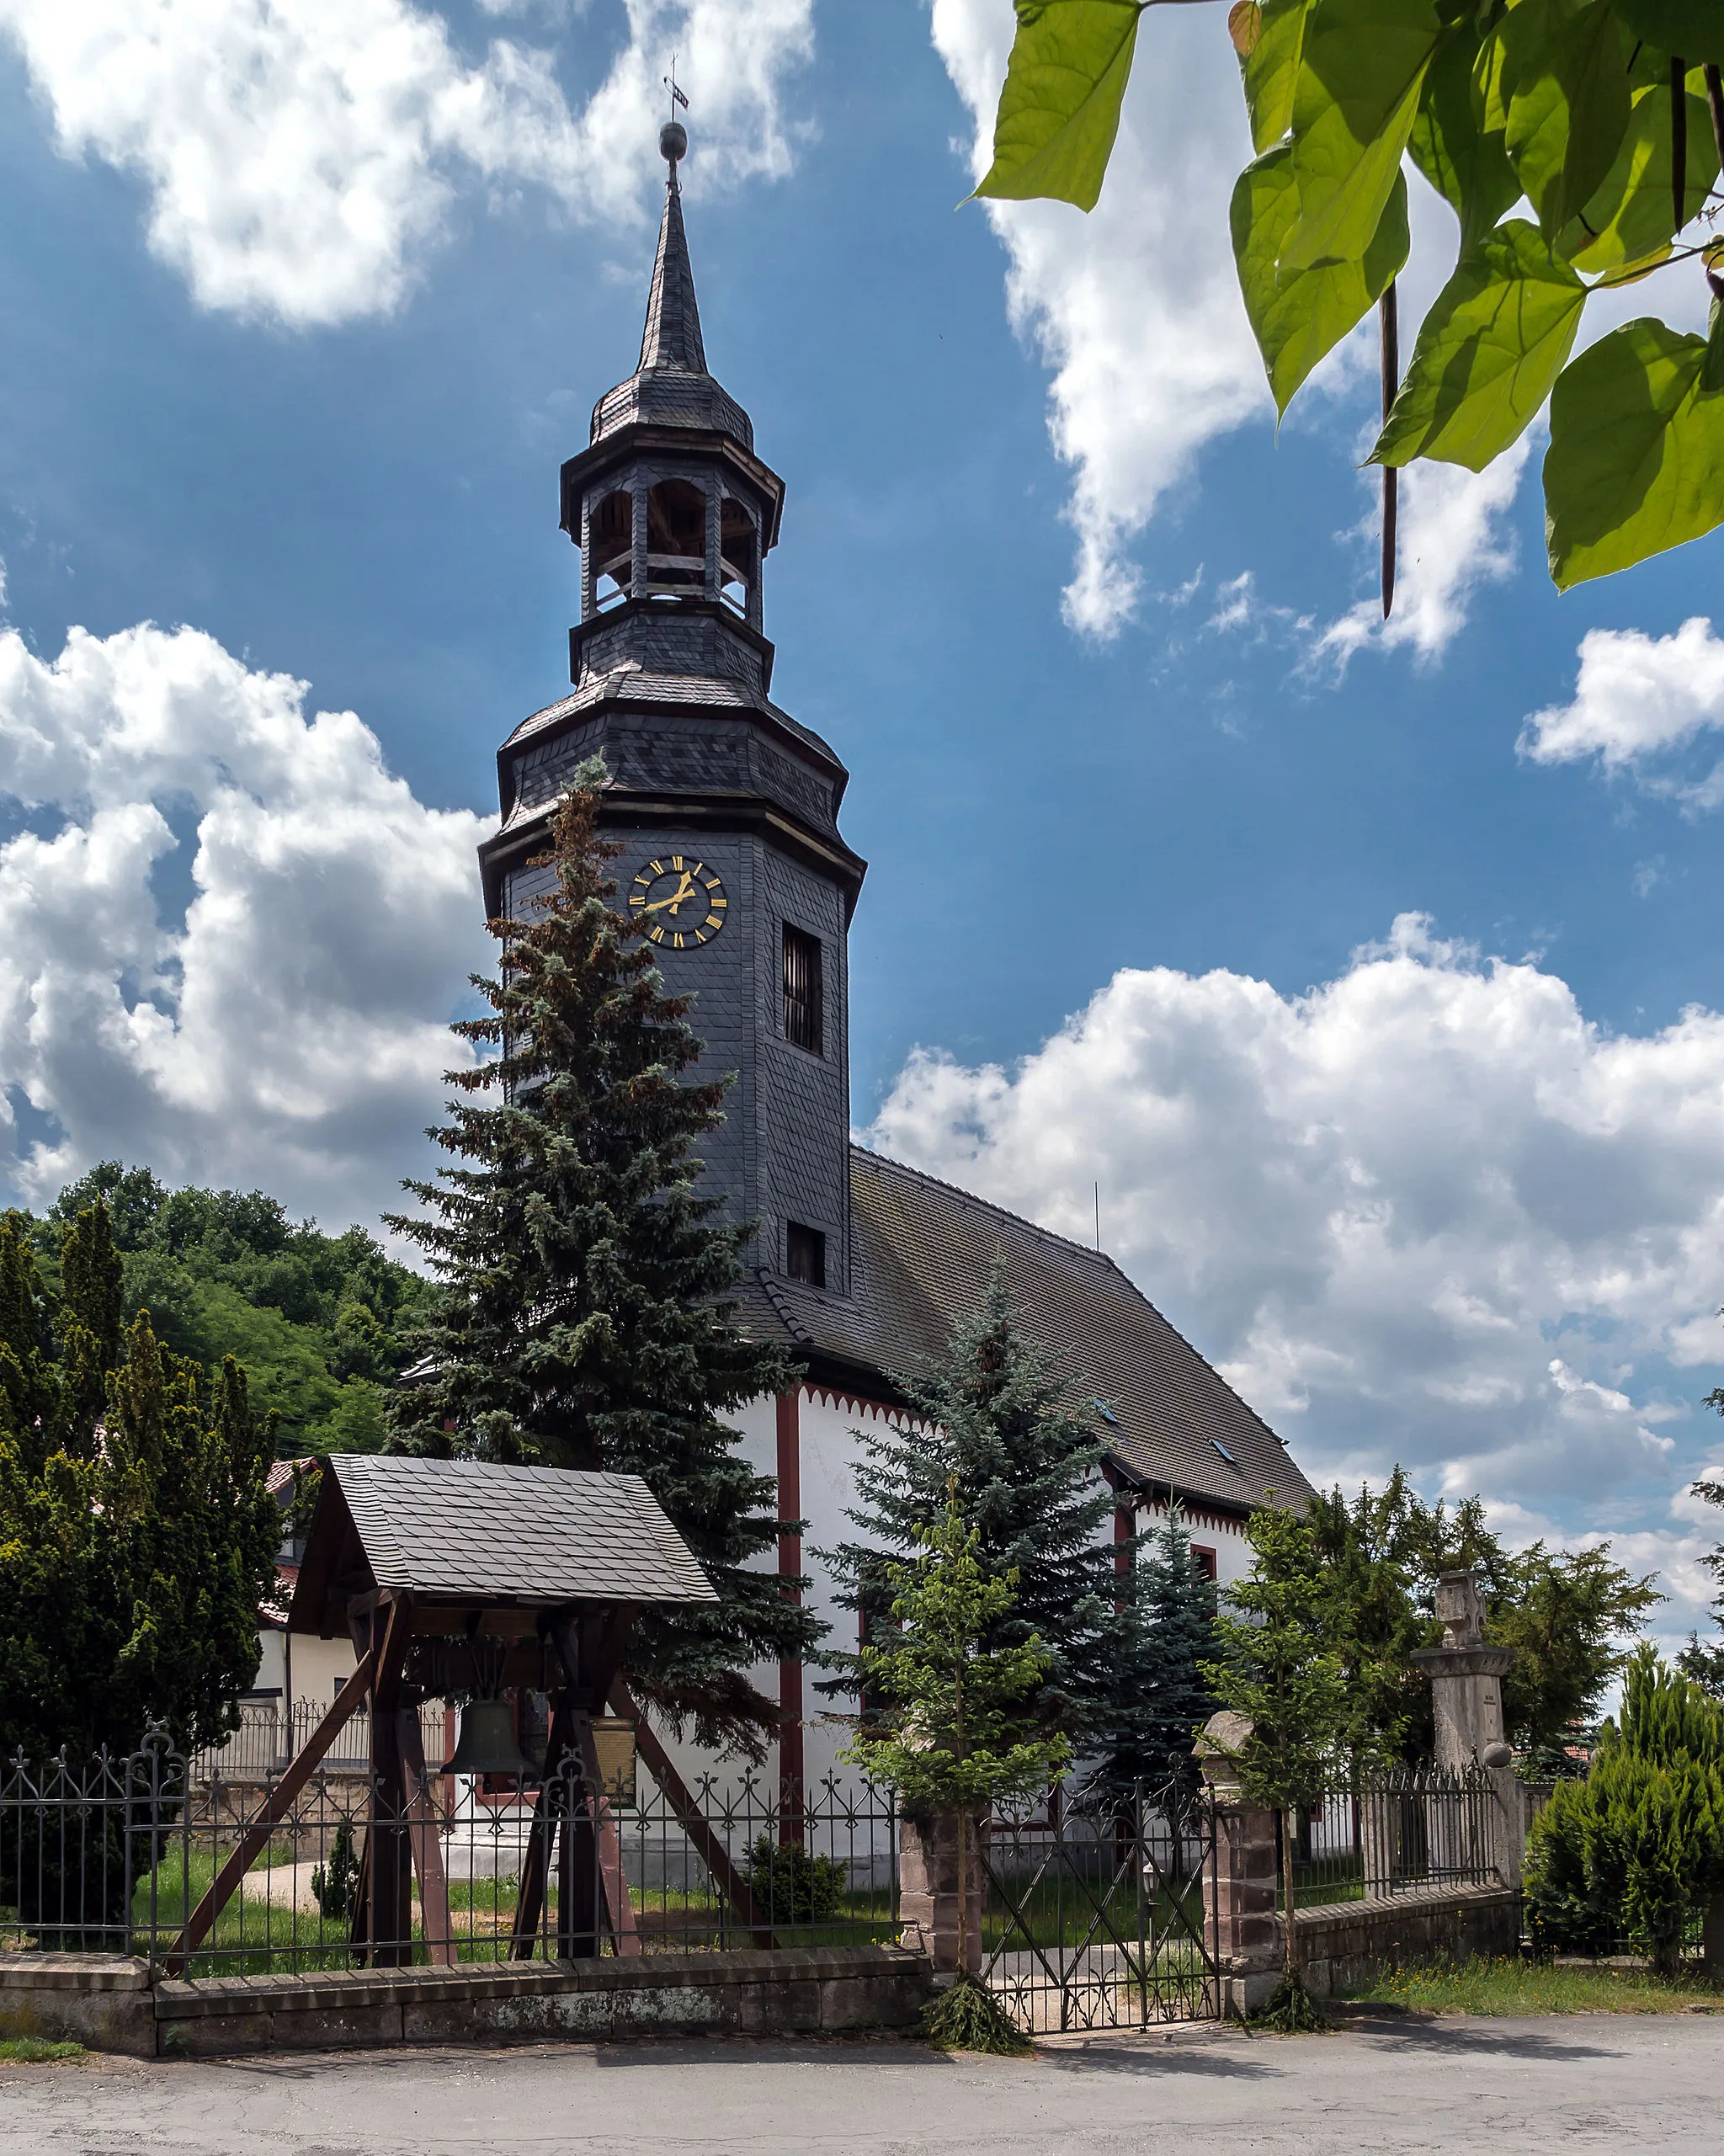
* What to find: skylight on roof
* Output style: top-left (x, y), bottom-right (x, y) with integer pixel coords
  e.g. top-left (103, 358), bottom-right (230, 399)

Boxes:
top-left (1211, 1438), bottom-right (1237, 1465)
top-left (1093, 1397), bottom-right (1119, 1427)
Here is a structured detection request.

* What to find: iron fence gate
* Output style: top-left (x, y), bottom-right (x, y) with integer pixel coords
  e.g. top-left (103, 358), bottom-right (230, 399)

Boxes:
top-left (980, 1781), bottom-right (1220, 2034)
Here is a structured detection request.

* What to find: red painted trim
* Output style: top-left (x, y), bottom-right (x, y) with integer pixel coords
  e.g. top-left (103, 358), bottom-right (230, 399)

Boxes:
top-left (1141, 1497), bottom-right (1247, 1537)
top-left (1113, 1503), bottom-right (1133, 1581)
top-left (800, 1381), bottom-right (930, 1431)
top-left (775, 1392), bottom-right (806, 1804)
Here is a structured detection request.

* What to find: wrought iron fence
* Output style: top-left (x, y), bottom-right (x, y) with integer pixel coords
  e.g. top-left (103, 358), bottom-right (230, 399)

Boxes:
top-left (1289, 1764), bottom-right (1503, 1909)
top-left (979, 1780), bottom-right (1220, 2035)
top-left (189, 1701), bottom-right (396, 1783)
top-left (0, 1727), bottom-right (896, 1978)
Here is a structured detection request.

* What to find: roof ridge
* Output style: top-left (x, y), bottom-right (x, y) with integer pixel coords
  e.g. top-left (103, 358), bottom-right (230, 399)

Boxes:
top-left (848, 1142), bottom-right (1126, 1276)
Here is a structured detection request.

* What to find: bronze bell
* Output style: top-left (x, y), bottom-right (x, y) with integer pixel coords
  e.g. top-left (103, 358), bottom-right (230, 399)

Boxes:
top-left (448, 1697), bottom-right (535, 1779)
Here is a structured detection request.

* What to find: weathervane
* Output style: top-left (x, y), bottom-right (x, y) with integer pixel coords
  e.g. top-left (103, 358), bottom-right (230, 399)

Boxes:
top-left (660, 58), bottom-right (689, 180)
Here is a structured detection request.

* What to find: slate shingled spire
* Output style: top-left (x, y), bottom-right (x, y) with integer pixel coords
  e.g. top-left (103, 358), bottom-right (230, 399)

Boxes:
top-left (638, 125), bottom-right (707, 375)
top-left (585, 120), bottom-right (753, 454)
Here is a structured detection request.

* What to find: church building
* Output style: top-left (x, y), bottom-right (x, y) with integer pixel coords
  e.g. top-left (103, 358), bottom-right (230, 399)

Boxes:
top-left (476, 123), bottom-right (1317, 1790)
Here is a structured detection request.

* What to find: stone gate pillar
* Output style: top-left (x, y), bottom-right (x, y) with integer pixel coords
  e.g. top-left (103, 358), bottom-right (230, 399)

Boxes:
top-left (1410, 1570), bottom-right (1524, 1885)
top-left (897, 1810), bottom-right (983, 1975)
top-left (1196, 1711), bottom-right (1281, 2018)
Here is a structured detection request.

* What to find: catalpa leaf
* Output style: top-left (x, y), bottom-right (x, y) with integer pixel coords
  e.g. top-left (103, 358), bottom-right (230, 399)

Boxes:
top-left (1408, 21), bottom-right (1519, 254)
top-left (976, 1), bottom-right (1144, 212)
top-left (1232, 146), bottom-right (1409, 414)
top-left (1500, 0), bottom-right (1636, 241)
top-left (1242, 0), bottom-right (1316, 152)
top-left (1372, 220), bottom-right (1586, 469)
top-left (1283, 0), bottom-right (1443, 275)
top-left (1560, 76), bottom-right (1721, 271)
top-left (1546, 317), bottom-right (1724, 588)
top-left (1614, 0), bottom-right (1724, 63)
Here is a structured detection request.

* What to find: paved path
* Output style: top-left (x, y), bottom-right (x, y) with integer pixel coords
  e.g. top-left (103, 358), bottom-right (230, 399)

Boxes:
top-left (3, 2011), bottom-right (1721, 2153)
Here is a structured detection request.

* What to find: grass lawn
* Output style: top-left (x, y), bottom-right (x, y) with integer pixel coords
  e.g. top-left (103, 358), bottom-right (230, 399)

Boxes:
top-left (1346, 1956), bottom-right (1724, 2016)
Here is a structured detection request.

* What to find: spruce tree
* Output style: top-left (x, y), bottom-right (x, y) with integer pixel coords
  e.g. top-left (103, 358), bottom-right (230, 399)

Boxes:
top-left (386, 764), bottom-right (817, 1755)
top-left (1098, 1504), bottom-right (1217, 1801)
top-left (827, 1264), bottom-right (1125, 1741)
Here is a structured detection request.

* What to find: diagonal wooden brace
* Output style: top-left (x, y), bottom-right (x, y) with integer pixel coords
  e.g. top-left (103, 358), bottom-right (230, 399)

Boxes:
top-left (609, 1683), bottom-right (774, 1947)
top-left (164, 1649), bottom-right (377, 1974)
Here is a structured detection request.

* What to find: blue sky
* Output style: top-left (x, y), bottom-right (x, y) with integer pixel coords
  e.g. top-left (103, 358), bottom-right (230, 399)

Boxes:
top-left (3, 0), bottom-right (1724, 1640)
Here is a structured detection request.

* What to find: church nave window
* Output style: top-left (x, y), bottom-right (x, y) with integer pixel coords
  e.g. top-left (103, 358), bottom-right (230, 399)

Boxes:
top-left (783, 924), bottom-right (822, 1055)
top-left (785, 1222), bottom-right (826, 1288)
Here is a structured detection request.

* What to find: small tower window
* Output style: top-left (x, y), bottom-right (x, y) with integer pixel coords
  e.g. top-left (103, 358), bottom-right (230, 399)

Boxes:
top-left (720, 498), bottom-right (757, 615)
top-left (590, 489), bottom-right (633, 607)
top-left (785, 1222), bottom-right (826, 1288)
top-left (645, 478), bottom-right (706, 595)
top-left (783, 924), bottom-right (822, 1055)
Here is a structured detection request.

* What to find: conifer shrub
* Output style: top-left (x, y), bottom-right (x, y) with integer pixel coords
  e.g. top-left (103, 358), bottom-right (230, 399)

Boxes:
top-left (1526, 1648), bottom-right (1724, 1973)
top-left (311, 1818), bottom-right (360, 1922)
top-left (742, 1834), bottom-right (846, 1924)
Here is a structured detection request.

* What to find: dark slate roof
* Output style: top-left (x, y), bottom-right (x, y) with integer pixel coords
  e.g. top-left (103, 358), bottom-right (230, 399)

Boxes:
top-left (589, 176), bottom-right (753, 453)
top-left (498, 669), bottom-right (843, 771)
top-left (639, 178), bottom-right (705, 373)
top-left (743, 1147), bottom-right (1312, 1519)
top-left (304, 1456), bottom-right (716, 1612)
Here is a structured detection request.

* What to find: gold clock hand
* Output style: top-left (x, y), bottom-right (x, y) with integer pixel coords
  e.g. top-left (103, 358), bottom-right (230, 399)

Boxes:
top-left (641, 873), bottom-right (700, 916)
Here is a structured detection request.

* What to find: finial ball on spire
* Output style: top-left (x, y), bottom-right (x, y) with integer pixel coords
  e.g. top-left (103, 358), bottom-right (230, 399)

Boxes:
top-left (660, 120), bottom-right (688, 167)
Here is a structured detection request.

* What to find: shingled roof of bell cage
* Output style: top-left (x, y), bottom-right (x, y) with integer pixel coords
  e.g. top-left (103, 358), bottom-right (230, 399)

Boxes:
top-left (748, 1145), bottom-right (1313, 1519)
top-left (321, 1455), bottom-right (716, 1608)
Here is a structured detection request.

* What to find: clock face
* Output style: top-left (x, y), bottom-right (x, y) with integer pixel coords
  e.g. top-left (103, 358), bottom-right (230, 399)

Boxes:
top-left (626, 854), bottom-right (729, 949)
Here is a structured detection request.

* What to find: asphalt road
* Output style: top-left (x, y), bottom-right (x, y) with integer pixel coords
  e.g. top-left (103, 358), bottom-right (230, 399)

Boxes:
top-left (3, 2012), bottom-right (1721, 2153)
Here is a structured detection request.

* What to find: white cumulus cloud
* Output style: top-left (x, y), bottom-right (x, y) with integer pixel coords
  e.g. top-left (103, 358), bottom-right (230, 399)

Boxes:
top-left (1520, 617), bottom-right (1724, 807)
top-left (0, 0), bottom-right (813, 325)
top-left (865, 912), bottom-right (1724, 1626)
top-left (1312, 434), bottom-right (1530, 673)
top-left (928, 1), bottom-right (1530, 656)
top-left (929, 0), bottom-right (1267, 638)
top-left (0, 620), bottom-right (492, 1229)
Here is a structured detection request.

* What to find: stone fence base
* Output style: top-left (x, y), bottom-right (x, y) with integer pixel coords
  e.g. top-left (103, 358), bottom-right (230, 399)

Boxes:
top-left (1293, 1883), bottom-right (1520, 2000)
top-left (0, 1947), bottom-right (933, 2059)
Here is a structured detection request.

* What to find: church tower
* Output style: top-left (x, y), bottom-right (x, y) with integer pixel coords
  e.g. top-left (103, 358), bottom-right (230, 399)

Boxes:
top-left (479, 120), bottom-right (865, 1295)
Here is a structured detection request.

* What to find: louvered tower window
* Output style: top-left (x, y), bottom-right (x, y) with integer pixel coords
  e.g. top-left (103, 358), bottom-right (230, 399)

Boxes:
top-left (783, 924), bottom-right (822, 1055)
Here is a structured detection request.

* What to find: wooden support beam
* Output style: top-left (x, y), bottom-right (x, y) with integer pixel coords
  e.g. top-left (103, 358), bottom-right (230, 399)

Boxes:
top-left (398, 1709), bottom-right (454, 1967)
top-left (359, 1597), bottom-right (414, 1966)
top-left (574, 1711), bottom-right (640, 1958)
top-left (610, 1682), bottom-right (774, 1947)
top-left (164, 1648), bottom-right (377, 1974)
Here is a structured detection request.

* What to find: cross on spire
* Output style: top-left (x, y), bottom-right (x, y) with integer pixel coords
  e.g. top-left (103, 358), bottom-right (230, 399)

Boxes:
top-left (660, 60), bottom-right (689, 187)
